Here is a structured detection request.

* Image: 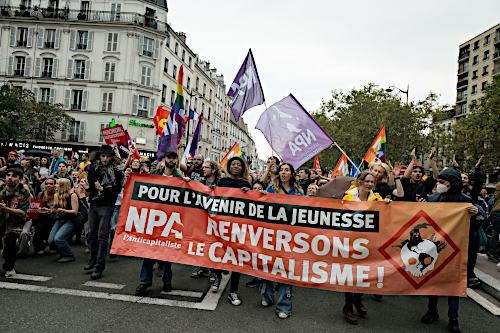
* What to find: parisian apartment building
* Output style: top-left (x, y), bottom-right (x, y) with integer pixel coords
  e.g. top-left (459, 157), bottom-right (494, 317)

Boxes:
top-left (0, 0), bottom-right (258, 167)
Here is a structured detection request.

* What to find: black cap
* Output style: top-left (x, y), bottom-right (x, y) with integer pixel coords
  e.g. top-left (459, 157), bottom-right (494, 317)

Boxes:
top-left (96, 145), bottom-right (115, 155)
top-left (165, 151), bottom-right (178, 158)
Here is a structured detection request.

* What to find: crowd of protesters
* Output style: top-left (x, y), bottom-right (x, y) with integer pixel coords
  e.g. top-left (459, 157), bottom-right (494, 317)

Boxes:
top-left (0, 145), bottom-right (498, 332)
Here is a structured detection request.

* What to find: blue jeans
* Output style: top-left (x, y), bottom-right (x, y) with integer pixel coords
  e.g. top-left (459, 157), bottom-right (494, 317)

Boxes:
top-left (139, 259), bottom-right (172, 286)
top-left (48, 219), bottom-right (76, 258)
top-left (261, 280), bottom-right (293, 315)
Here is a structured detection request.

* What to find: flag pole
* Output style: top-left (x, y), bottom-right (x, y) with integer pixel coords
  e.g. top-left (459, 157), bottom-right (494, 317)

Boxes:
top-left (333, 142), bottom-right (361, 174)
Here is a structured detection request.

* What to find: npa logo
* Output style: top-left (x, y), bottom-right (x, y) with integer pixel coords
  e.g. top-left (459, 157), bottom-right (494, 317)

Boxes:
top-left (125, 207), bottom-right (183, 240)
top-left (378, 210), bottom-right (460, 289)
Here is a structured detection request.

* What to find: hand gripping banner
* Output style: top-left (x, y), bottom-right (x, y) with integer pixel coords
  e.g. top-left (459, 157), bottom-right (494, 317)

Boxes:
top-left (111, 174), bottom-right (470, 296)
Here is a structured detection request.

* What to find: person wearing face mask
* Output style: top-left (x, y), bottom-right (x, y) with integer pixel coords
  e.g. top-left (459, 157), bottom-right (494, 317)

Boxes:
top-left (262, 162), bottom-right (303, 319)
top-left (402, 148), bottom-right (439, 202)
top-left (420, 167), bottom-right (478, 333)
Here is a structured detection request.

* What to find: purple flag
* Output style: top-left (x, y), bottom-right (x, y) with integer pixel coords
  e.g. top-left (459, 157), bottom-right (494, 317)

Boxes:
top-left (255, 94), bottom-right (334, 170)
top-left (227, 49), bottom-right (265, 121)
top-left (189, 114), bottom-right (203, 157)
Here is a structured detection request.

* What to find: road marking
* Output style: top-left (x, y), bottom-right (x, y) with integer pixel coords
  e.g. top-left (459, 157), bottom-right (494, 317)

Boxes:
top-left (82, 281), bottom-right (126, 290)
top-left (475, 269), bottom-right (500, 292)
top-left (0, 274), bottom-right (230, 311)
top-left (161, 290), bottom-right (204, 298)
top-left (467, 288), bottom-right (500, 316)
top-left (6, 274), bottom-right (52, 282)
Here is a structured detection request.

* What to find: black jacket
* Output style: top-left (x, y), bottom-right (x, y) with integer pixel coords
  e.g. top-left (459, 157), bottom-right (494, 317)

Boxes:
top-left (87, 163), bottom-right (124, 206)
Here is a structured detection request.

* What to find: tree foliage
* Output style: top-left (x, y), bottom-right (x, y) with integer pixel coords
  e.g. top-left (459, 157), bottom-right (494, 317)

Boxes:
top-left (0, 85), bottom-right (73, 142)
top-left (311, 84), bottom-right (448, 171)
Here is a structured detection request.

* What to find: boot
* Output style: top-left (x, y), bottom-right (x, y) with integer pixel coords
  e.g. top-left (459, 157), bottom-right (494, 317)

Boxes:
top-left (353, 300), bottom-right (367, 317)
top-left (343, 305), bottom-right (358, 325)
top-left (447, 318), bottom-right (461, 333)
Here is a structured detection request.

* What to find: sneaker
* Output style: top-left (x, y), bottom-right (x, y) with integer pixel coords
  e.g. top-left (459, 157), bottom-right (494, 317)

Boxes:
top-left (191, 267), bottom-right (210, 278)
top-left (261, 298), bottom-right (271, 307)
top-left (246, 277), bottom-right (262, 288)
top-left (84, 259), bottom-right (96, 271)
top-left (135, 284), bottom-right (149, 296)
top-left (487, 253), bottom-right (500, 263)
top-left (421, 310), bottom-right (439, 324)
top-left (209, 272), bottom-right (216, 283)
top-left (90, 270), bottom-right (103, 280)
top-left (36, 250), bottom-right (45, 255)
top-left (211, 278), bottom-right (221, 292)
top-left (161, 283), bottom-right (172, 293)
top-left (227, 292), bottom-right (241, 306)
top-left (277, 312), bottom-right (290, 319)
top-left (467, 277), bottom-right (481, 288)
top-left (57, 256), bottom-right (76, 263)
top-left (447, 318), bottom-right (461, 333)
top-left (5, 269), bottom-right (16, 278)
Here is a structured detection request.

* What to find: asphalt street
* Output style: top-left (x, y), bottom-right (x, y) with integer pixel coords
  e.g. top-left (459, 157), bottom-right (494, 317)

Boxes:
top-left (0, 245), bottom-right (498, 333)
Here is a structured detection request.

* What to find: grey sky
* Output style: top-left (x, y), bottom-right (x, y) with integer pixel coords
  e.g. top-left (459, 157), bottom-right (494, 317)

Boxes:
top-left (168, 0), bottom-right (500, 159)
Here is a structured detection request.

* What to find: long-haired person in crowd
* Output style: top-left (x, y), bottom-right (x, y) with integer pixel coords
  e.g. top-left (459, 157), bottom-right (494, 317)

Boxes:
top-left (33, 178), bottom-right (57, 254)
top-left (369, 160), bottom-right (404, 199)
top-left (47, 178), bottom-right (79, 263)
top-left (215, 156), bottom-right (252, 306)
top-left (38, 156), bottom-right (51, 182)
top-left (260, 156), bottom-right (280, 186)
top-left (263, 163), bottom-right (303, 319)
top-left (341, 170), bottom-right (387, 325)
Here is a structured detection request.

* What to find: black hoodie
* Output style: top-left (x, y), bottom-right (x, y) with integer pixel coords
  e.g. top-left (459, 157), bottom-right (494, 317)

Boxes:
top-left (428, 168), bottom-right (471, 204)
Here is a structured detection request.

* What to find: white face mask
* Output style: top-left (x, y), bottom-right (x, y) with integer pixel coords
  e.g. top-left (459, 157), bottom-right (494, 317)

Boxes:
top-left (436, 183), bottom-right (449, 193)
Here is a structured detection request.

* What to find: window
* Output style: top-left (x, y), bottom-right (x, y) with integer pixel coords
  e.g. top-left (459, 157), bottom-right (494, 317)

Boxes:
top-left (187, 77), bottom-right (191, 90)
top-left (175, 42), bottom-right (179, 55)
top-left (45, 29), bottom-right (56, 48)
top-left (71, 90), bottom-right (84, 110)
top-left (106, 33), bottom-right (118, 52)
top-left (21, 0), bottom-right (32, 8)
top-left (104, 62), bottom-right (115, 81)
top-left (42, 58), bottom-right (54, 77)
top-left (17, 27), bottom-right (28, 47)
top-left (203, 83), bottom-right (206, 97)
top-left (173, 65), bottom-right (177, 79)
top-left (458, 62), bottom-right (468, 73)
top-left (481, 81), bottom-right (488, 91)
top-left (471, 85), bottom-right (477, 95)
top-left (40, 88), bottom-right (51, 103)
top-left (473, 55), bottom-right (478, 65)
top-left (209, 89), bottom-right (212, 102)
top-left (166, 35), bottom-right (170, 48)
top-left (170, 90), bottom-right (175, 106)
top-left (137, 96), bottom-right (149, 117)
top-left (15, 56), bottom-right (26, 76)
top-left (473, 40), bottom-right (480, 50)
top-left (102, 92), bottom-right (113, 112)
top-left (472, 70), bottom-right (478, 79)
top-left (482, 65), bottom-right (488, 76)
top-left (142, 37), bottom-right (154, 57)
top-left (483, 50), bottom-right (490, 61)
top-left (164, 57), bottom-right (169, 73)
top-left (484, 35), bottom-right (491, 45)
top-left (196, 77), bottom-right (199, 91)
top-left (161, 84), bottom-right (167, 103)
top-left (99, 124), bottom-right (107, 142)
top-left (74, 60), bottom-right (86, 79)
top-left (77, 31), bottom-right (89, 50)
top-left (141, 66), bottom-right (152, 86)
top-left (182, 50), bottom-right (185, 62)
top-left (67, 121), bottom-right (85, 142)
top-left (188, 57), bottom-right (192, 67)
top-left (111, 3), bottom-right (121, 21)
top-left (459, 104), bottom-right (467, 114)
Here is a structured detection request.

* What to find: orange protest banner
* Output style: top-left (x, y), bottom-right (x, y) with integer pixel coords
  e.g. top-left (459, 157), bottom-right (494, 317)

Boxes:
top-left (111, 174), bottom-right (470, 297)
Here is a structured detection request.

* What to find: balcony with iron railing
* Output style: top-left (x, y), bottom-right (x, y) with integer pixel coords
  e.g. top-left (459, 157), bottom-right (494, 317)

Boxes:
top-left (458, 50), bottom-right (470, 61)
top-left (0, 6), bottom-right (168, 33)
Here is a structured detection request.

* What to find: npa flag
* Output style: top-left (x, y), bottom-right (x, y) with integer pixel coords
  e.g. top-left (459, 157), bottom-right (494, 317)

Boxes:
top-left (153, 105), bottom-right (171, 136)
top-left (188, 113), bottom-right (203, 158)
top-left (330, 153), bottom-right (349, 177)
top-left (363, 125), bottom-right (387, 164)
top-left (256, 94), bottom-right (334, 170)
top-left (313, 155), bottom-right (321, 170)
top-left (157, 65), bottom-right (187, 160)
top-left (220, 143), bottom-right (243, 169)
top-left (227, 49), bottom-right (265, 121)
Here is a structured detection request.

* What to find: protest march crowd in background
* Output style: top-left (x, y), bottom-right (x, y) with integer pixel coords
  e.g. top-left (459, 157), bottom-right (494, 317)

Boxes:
top-left (0, 143), bottom-right (499, 331)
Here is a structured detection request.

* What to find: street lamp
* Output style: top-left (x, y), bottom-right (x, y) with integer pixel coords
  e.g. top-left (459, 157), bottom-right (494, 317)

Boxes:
top-left (385, 84), bottom-right (409, 104)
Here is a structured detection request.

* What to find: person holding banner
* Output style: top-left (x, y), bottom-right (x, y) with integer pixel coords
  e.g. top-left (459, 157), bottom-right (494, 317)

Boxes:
top-left (135, 150), bottom-right (183, 296)
top-left (214, 156), bottom-right (251, 306)
top-left (421, 167), bottom-right (478, 333)
top-left (341, 170), bottom-right (386, 325)
top-left (262, 163), bottom-right (303, 319)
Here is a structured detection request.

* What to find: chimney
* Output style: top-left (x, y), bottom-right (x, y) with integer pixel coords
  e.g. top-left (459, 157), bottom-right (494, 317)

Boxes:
top-left (177, 32), bottom-right (186, 43)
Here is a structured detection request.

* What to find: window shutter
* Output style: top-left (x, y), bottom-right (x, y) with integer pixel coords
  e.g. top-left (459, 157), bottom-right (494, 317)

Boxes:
top-left (66, 59), bottom-right (73, 79)
top-left (79, 122), bottom-right (86, 141)
top-left (70, 30), bottom-right (76, 50)
top-left (149, 98), bottom-right (156, 118)
top-left (32, 88), bottom-right (39, 102)
top-left (64, 90), bottom-right (71, 109)
top-left (7, 56), bottom-right (13, 75)
top-left (84, 60), bottom-right (91, 80)
top-left (24, 57), bottom-right (32, 77)
top-left (153, 40), bottom-right (159, 59)
top-left (52, 59), bottom-right (58, 78)
top-left (87, 31), bottom-right (94, 51)
top-left (10, 28), bottom-right (16, 47)
top-left (138, 36), bottom-right (143, 55)
top-left (27, 28), bottom-right (33, 48)
top-left (132, 94), bottom-right (138, 115)
top-left (35, 57), bottom-right (41, 77)
top-left (54, 30), bottom-right (61, 49)
top-left (82, 91), bottom-right (88, 111)
top-left (37, 28), bottom-right (44, 48)
top-left (101, 92), bottom-right (107, 111)
top-left (49, 89), bottom-right (56, 104)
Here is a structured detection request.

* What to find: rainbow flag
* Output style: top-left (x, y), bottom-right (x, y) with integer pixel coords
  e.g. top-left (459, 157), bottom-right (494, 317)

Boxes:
top-left (330, 153), bottom-right (349, 177)
top-left (157, 65), bottom-right (187, 160)
top-left (220, 143), bottom-right (243, 169)
top-left (362, 125), bottom-right (386, 164)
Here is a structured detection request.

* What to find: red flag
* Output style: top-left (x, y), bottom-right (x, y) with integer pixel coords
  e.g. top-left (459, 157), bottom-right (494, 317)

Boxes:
top-left (313, 155), bottom-right (321, 170)
top-left (153, 105), bottom-right (171, 136)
